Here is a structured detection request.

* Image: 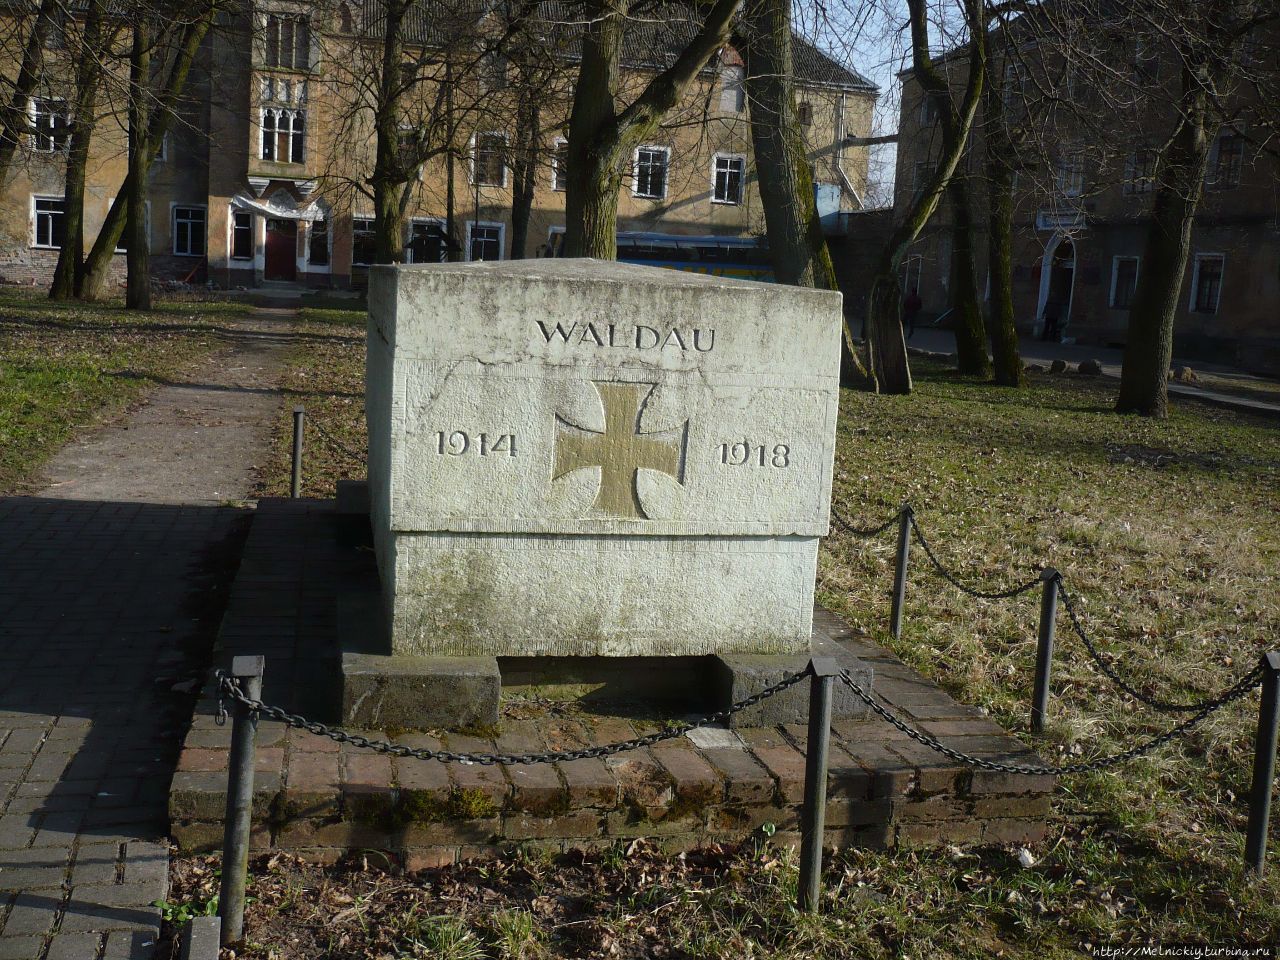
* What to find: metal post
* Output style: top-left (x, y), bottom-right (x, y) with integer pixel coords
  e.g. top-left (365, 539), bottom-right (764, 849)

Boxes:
top-left (798, 657), bottom-right (839, 913)
top-left (290, 407), bottom-right (304, 499)
top-left (219, 655), bottom-right (264, 947)
top-left (1244, 652), bottom-right (1280, 877)
top-left (1031, 569), bottom-right (1059, 736)
top-left (889, 506), bottom-right (912, 640)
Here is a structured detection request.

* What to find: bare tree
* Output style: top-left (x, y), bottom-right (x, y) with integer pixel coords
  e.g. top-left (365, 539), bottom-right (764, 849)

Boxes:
top-left (563, 0), bottom-right (741, 258)
top-left (0, 0), bottom-right (60, 186)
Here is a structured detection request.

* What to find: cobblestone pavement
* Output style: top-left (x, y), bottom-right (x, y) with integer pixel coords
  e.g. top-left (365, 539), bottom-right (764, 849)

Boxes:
top-left (0, 499), bottom-right (247, 959)
top-left (0, 310), bottom-right (294, 958)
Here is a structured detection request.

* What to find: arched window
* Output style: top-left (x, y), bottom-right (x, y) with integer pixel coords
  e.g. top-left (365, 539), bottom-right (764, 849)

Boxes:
top-left (338, 3), bottom-right (354, 33)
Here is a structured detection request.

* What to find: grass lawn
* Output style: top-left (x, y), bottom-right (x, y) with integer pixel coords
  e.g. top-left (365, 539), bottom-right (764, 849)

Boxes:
top-left (0, 288), bottom-right (244, 495)
top-left (194, 337), bottom-right (1280, 958)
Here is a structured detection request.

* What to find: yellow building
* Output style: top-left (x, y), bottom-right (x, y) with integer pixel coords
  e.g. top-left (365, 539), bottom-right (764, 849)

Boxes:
top-left (1, 2), bottom-right (877, 290)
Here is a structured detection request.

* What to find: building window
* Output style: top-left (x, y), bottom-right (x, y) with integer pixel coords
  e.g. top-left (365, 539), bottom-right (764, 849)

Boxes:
top-left (797, 102), bottom-right (813, 126)
top-left (407, 219), bottom-right (446, 263)
top-left (337, 3), bottom-right (354, 32)
top-left (1190, 254), bottom-right (1223, 314)
top-left (467, 222), bottom-right (503, 261)
top-left (1208, 132), bottom-right (1243, 190)
top-left (32, 196), bottom-right (65, 248)
top-left (173, 205), bottom-right (206, 256)
top-left (1123, 150), bottom-right (1155, 195)
top-left (901, 253), bottom-right (923, 294)
top-left (308, 218), bottom-right (329, 266)
top-left (1110, 256), bottom-right (1139, 309)
top-left (912, 160), bottom-right (931, 200)
top-left (479, 53), bottom-right (508, 93)
top-left (1055, 153), bottom-right (1084, 198)
top-left (471, 133), bottom-right (506, 187)
top-left (633, 146), bottom-right (669, 200)
top-left (720, 65), bottom-right (745, 113)
top-left (712, 154), bottom-right (745, 205)
top-left (1132, 36), bottom-right (1159, 81)
top-left (351, 216), bottom-right (376, 266)
top-left (112, 199), bottom-right (152, 253)
top-left (265, 14), bottom-right (310, 70)
top-left (261, 108), bottom-right (305, 163)
top-left (31, 99), bottom-right (70, 152)
top-left (552, 139), bottom-right (568, 192)
top-left (231, 210), bottom-right (254, 260)
top-left (919, 92), bottom-right (943, 125)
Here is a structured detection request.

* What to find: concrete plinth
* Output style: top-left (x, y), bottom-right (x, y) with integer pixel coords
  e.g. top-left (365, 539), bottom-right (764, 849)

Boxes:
top-left (341, 652), bottom-right (500, 730)
top-left (714, 631), bottom-right (874, 728)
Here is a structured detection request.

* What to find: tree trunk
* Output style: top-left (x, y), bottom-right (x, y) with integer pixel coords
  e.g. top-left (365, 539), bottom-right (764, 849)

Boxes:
top-left (80, 5), bottom-right (217, 300)
top-left (509, 96), bottom-right (539, 260)
top-left (565, 0), bottom-right (740, 258)
top-left (0, 0), bottom-right (57, 186)
top-left (981, 27), bottom-right (1024, 387)
top-left (52, 0), bottom-right (107, 300)
top-left (1116, 73), bottom-right (1211, 417)
top-left (864, 0), bottom-right (985, 394)
top-left (946, 178), bottom-right (991, 376)
top-left (564, 0), bottom-right (625, 259)
top-left (126, 16), bottom-right (152, 310)
top-left (736, 0), bottom-right (835, 289)
top-left (371, 0), bottom-right (409, 264)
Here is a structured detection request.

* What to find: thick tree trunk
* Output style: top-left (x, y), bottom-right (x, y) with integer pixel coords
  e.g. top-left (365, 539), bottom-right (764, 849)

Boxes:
top-left (80, 5), bottom-right (217, 300)
top-left (981, 30), bottom-right (1024, 387)
top-left (1116, 81), bottom-right (1211, 417)
top-left (565, 0), bottom-right (740, 258)
top-left (126, 17), bottom-right (152, 310)
top-left (0, 0), bottom-right (57, 186)
top-left (509, 97), bottom-right (539, 260)
top-left (946, 179), bottom-right (991, 376)
top-left (865, 273), bottom-right (911, 394)
top-left (371, 0), bottom-right (409, 264)
top-left (565, 0), bottom-right (625, 259)
top-left (52, 0), bottom-right (107, 300)
top-left (736, 0), bottom-right (835, 289)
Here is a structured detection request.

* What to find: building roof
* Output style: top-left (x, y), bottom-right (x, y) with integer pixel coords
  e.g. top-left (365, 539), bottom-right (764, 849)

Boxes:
top-left (346, 0), bottom-right (876, 92)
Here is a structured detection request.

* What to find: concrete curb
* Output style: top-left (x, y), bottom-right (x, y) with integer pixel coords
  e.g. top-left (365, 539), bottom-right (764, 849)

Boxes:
top-left (181, 916), bottom-right (220, 960)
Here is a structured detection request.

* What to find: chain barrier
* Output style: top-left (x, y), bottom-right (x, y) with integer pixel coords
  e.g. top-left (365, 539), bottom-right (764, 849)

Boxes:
top-left (830, 506), bottom-right (903, 539)
top-left (839, 666), bottom-right (1264, 776)
top-left (907, 514), bottom-right (1042, 601)
top-left (309, 415), bottom-right (365, 464)
top-left (1055, 579), bottom-right (1265, 714)
top-left (214, 667), bottom-right (808, 766)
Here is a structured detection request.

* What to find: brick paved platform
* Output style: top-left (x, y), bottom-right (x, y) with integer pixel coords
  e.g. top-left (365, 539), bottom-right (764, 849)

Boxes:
top-left (172, 498), bottom-right (1056, 866)
top-left (0, 498), bottom-right (247, 960)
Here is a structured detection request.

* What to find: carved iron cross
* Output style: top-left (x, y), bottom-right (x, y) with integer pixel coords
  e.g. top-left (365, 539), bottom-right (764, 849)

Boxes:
top-left (553, 381), bottom-right (687, 519)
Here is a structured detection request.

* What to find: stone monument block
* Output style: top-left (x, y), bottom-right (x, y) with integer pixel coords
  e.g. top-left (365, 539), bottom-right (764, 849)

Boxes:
top-left (366, 259), bottom-right (841, 658)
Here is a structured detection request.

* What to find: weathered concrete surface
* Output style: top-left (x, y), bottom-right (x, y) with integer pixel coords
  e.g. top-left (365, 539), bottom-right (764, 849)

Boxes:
top-left (367, 260), bottom-right (843, 657)
top-left (341, 653), bottom-right (500, 729)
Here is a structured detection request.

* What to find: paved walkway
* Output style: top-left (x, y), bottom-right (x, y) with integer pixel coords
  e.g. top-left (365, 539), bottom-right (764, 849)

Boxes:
top-left (906, 328), bottom-right (1280, 418)
top-left (0, 311), bottom-right (294, 958)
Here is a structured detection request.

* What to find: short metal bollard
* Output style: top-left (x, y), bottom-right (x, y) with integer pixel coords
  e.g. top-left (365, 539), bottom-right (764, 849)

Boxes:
top-left (1244, 651), bottom-right (1280, 877)
top-left (219, 655), bottom-right (264, 946)
top-left (290, 407), bottom-right (305, 499)
top-left (798, 657), bottom-right (839, 913)
top-left (890, 506), bottom-right (912, 640)
top-left (1030, 568), bottom-right (1060, 735)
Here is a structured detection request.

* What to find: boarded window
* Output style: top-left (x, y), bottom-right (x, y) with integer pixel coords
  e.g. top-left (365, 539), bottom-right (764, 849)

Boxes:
top-left (231, 211), bottom-right (253, 260)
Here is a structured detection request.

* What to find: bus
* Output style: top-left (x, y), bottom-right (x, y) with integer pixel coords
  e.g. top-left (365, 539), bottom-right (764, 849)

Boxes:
top-left (545, 229), bottom-right (774, 282)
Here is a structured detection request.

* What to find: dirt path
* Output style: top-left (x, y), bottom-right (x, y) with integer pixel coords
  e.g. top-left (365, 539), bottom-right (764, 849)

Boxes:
top-left (38, 308), bottom-right (298, 504)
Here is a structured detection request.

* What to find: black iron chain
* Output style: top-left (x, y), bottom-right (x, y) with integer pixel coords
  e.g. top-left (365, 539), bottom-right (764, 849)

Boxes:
top-left (839, 665), bottom-right (1263, 776)
top-left (214, 668), bottom-right (808, 766)
top-left (908, 514), bottom-right (1042, 601)
top-left (830, 507), bottom-right (903, 539)
top-left (1055, 580), bottom-right (1264, 714)
top-left (309, 416), bottom-right (365, 463)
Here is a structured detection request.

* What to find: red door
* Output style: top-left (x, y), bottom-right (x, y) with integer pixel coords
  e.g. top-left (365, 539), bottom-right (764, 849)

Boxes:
top-left (264, 219), bottom-right (297, 281)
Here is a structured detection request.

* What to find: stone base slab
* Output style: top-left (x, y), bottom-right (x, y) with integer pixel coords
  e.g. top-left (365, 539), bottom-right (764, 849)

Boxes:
top-left (341, 652), bottom-right (501, 729)
top-left (177, 497), bottom-right (1056, 864)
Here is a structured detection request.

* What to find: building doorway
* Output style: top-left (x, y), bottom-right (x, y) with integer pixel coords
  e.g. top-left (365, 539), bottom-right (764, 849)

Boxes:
top-left (1036, 234), bottom-right (1076, 341)
top-left (264, 218), bottom-right (297, 281)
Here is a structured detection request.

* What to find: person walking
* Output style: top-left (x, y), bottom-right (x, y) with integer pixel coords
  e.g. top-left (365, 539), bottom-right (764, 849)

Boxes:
top-left (902, 287), bottom-right (922, 340)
